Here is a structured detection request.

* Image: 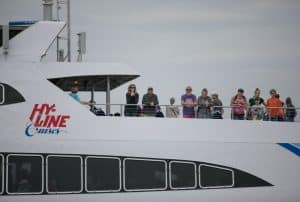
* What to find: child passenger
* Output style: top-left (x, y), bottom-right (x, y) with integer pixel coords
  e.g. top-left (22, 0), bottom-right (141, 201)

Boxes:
top-left (250, 98), bottom-right (264, 120)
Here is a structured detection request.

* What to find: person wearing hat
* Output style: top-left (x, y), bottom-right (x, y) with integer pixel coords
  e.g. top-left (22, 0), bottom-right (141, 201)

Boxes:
top-left (142, 87), bottom-right (159, 117)
top-left (69, 81), bottom-right (94, 105)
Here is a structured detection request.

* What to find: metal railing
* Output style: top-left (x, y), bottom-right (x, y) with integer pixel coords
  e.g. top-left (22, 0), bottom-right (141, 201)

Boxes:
top-left (90, 104), bottom-right (300, 122)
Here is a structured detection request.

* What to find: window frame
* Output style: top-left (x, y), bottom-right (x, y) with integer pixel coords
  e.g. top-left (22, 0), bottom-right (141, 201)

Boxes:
top-left (85, 156), bottom-right (121, 193)
top-left (0, 154), bottom-right (4, 195)
top-left (0, 84), bottom-right (4, 104)
top-left (6, 154), bottom-right (44, 195)
top-left (199, 164), bottom-right (234, 189)
top-left (169, 161), bottom-right (197, 190)
top-left (123, 158), bottom-right (168, 192)
top-left (46, 155), bottom-right (83, 194)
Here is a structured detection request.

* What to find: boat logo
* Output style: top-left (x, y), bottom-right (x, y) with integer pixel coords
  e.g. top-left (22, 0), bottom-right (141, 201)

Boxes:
top-left (25, 104), bottom-right (70, 137)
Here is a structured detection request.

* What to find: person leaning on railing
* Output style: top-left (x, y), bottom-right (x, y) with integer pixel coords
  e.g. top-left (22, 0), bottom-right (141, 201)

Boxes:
top-left (142, 87), bottom-right (159, 117)
top-left (230, 88), bottom-right (248, 120)
top-left (210, 93), bottom-right (223, 119)
top-left (197, 88), bottom-right (213, 119)
top-left (166, 97), bottom-right (180, 118)
top-left (181, 86), bottom-right (197, 118)
top-left (266, 89), bottom-right (284, 121)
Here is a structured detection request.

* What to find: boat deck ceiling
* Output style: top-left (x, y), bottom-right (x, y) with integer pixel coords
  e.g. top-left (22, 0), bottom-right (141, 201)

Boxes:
top-left (42, 62), bottom-right (140, 91)
top-left (49, 75), bottom-right (139, 91)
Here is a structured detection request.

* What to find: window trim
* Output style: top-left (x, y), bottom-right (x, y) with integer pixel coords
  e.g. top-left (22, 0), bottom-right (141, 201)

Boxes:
top-left (0, 154), bottom-right (4, 195)
top-left (123, 158), bottom-right (168, 192)
top-left (169, 161), bottom-right (197, 190)
top-left (85, 156), bottom-right (121, 193)
top-left (0, 84), bottom-right (4, 104)
top-left (46, 155), bottom-right (83, 194)
top-left (6, 154), bottom-right (44, 195)
top-left (199, 164), bottom-right (234, 189)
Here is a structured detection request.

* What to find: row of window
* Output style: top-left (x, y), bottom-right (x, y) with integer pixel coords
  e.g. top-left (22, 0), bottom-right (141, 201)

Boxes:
top-left (0, 154), bottom-right (234, 195)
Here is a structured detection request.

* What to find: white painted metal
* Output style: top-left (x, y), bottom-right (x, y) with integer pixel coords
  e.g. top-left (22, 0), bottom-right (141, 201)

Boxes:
top-left (0, 21), bottom-right (66, 62)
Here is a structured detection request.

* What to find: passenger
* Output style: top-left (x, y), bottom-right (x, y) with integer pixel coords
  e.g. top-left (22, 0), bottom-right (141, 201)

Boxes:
top-left (181, 86), bottom-right (197, 118)
top-left (142, 87), bottom-right (159, 117)
top-left (230, 88), bottom-right (248, 120)
top-left (285, 97), bottom-right (297, 122)
top-left (249, 88), bottom-right (265, 106)
top-left (197, 88), bottom-right (212, 119)
top-left (266, 89), bottom-right (283, 121)
top-left (250, 98), bottom-right (264, 120)
top-left (69, 81), bottom-right (94, 105)
top-left (211, 93), bottom-right (223, 119)
top-left (125, 84), bottom-right (139, 117)
top-left (155, 106), bottom-right (165, 118)
top-left (275, 94), bottom-right (284, 121)
top-left (166, 97), bottom-right (180, 118)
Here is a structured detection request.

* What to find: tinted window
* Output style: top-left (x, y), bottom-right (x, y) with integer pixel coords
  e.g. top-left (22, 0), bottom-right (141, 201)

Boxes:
top-left (0, 84), bottom-right (4, 104)
top-left (0, 155), bottom-right (3, 194)
top-left (86, 157), bottom-right (120, 192)
top-left (170, 161), bottom-right (196, 189)
top-left (200, 165), bottom-right (234, 188)
top-left (7, 155), bottom-right (43, 194)
top-left (124, 159), bottom-right (167, 191)
top-left (47, 156), bottom-right (82, 193)
top-left (0, 83), bottom-right (25, 106)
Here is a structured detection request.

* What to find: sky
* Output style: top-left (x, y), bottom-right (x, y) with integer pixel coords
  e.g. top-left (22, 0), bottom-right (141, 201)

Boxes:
top-left (1, 0), bottom-right (300, 109)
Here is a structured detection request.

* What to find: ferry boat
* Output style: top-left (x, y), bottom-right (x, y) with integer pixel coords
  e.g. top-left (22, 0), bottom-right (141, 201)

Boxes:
top-left (0, 1), bottom-right (299, 202)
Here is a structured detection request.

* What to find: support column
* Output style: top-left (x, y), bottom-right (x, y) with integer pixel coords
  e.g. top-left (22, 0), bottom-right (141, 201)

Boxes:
top-left (106, 76), bottom-right (111, 115)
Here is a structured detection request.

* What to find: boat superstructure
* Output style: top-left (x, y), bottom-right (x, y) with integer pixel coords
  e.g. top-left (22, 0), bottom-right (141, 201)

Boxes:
top-left (0, 1), bottom-right (300, 202)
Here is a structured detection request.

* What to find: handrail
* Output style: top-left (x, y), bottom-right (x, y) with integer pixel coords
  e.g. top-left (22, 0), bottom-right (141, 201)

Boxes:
top-left (90, 103), bottom-right (299, 122)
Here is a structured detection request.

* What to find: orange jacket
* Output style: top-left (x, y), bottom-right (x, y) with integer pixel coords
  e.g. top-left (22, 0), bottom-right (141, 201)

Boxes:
top-left (266, 97), bottom-right (284, 118)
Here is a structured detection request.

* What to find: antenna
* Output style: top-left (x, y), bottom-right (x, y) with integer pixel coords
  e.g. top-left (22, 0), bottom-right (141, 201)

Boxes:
top-left (42, 0), bottom-right (53, 21)
top-left (2, 25), bottom-right (9, 56)
top-left (77, 32), bottom-right (86, 62)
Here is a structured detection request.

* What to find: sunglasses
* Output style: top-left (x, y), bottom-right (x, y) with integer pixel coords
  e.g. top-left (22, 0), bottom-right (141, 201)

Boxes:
top-left (186, 89), bottom-right (192, 91)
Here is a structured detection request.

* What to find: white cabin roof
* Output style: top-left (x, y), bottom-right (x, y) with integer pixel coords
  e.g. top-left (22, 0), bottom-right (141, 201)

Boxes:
top-left (0, 21), bottom-right (66, 62)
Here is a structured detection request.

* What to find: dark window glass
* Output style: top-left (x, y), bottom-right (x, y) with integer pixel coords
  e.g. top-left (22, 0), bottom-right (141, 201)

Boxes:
top-left (0, 83), bottom-right (25, 106)
top-left (200, 165), bottom-right (233, 188)
top-left (170, 162), bottom-right (196, 189)
top-left (0, 155), bottom-right (3, 194)
top-left (47, 156), bottom-right (82, 193)
top-left (0, 84), bottom-right (4, 104)
top-left (86, 157), bottom-right (120, 192)
top-left (7, 155), bottom-right (43, 194)
top-left (124, 159), bottom-right (166, 190)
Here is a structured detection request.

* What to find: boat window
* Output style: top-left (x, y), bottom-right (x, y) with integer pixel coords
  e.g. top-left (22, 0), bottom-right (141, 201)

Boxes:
top-left (6, 154), bottom-right (43, 194)
top-left (0, 83), bottom-right (25, 106)
top-left (47, 155), bottom-right (82, 193)
top-left (0, 154), bottom-right (3, 194)
top-left (170, 161), bottom-right (197, 189)
top-left (85, 157), bottom-right (121, 192)
top-left (124, 158), bottom-right (167, 191)
top-left (199, 164), bottom-right (234, 188)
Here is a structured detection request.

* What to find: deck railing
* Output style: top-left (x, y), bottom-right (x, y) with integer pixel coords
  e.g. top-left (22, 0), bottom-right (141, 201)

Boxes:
top-left (90, 104), bottom-right (299, 122)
